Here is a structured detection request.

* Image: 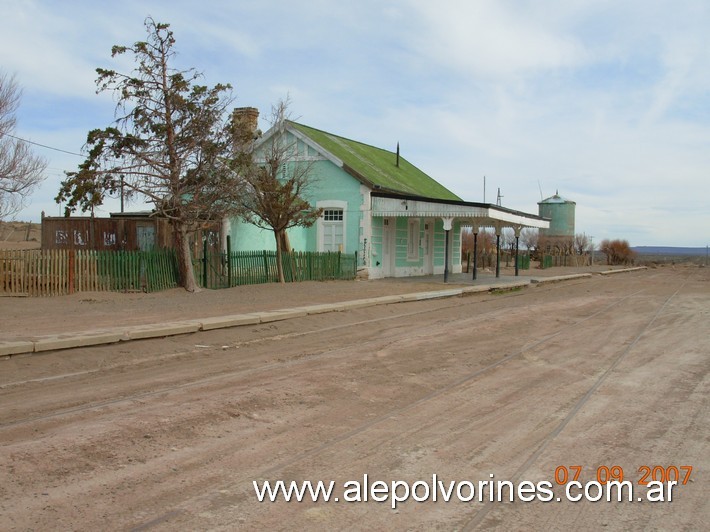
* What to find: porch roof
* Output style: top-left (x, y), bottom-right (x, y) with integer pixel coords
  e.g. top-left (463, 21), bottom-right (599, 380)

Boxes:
top-left (371, 191), bottom-right (550, 230)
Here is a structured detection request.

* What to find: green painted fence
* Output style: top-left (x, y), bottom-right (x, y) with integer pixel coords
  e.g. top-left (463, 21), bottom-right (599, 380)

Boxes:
top-left (88, 249), bottom-right (180, 292)
top-left (517, 254), bottom-right (530, 270)
top-left (192, 249), bottom-right (357, 289)
top-left (2, 247), bottom-right (356, 296)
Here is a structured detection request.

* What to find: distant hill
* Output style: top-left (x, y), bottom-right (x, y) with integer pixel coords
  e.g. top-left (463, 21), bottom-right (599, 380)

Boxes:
top-left (633, 246), bottom-right (707, 256)
top-left (0, 220), bottom-right (41, 249)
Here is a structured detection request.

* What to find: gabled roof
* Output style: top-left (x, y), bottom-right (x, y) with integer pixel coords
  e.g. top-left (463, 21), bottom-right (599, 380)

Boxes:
top-left (287, 121), bottom-right (461, 201)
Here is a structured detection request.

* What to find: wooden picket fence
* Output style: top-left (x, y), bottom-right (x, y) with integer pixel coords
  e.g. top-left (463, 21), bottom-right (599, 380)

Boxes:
top-left (0, 249), bottom-right (69, 296)
top-left (0, 249), bottom-right (179, 296)
top-left (2, 247), bottom-right (357, 296)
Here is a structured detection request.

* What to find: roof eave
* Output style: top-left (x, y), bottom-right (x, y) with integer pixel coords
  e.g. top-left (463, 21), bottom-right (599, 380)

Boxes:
top-left (370, 190), bottom-right (549, 228)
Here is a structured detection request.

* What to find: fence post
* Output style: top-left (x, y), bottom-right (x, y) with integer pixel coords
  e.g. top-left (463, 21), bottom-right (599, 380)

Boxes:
top-left (226, 235), bottom-right (232, 288)
top-left (68, 249), bottom-right (75, 294)
top-left (263, 250), bottom-right (269, 282)
top-left (202, 238), bottom-right (208, 288)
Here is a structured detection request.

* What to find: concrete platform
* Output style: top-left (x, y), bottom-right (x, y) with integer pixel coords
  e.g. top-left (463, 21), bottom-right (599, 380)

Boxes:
top-left (486, 281), bottom-right (530, 291)
top-left (599, 266), bottom-right (648, 275)
top-left (199, 314), bottom-right (262, 331)
top-left (335, 298), bottom-right (390, 309)
top-left (33, 330), bottom-right (126, 352)
top-left (125, 321), bottom-right (202, 340)
top-left (289, 303), bottom-right (343, 315)
top-left (256, 309), bottom-right (309, 323)
top-left (530, 273), bottom-right (592, 284)
top-left (0, 340), bottom-right (35, 357)
top-left (399, 288), bottom-right (464, 302)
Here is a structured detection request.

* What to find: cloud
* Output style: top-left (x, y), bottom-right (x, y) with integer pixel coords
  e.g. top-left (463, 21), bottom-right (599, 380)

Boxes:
top-left (404, 0), bottom-right (588, 80)
top-left (0, 2), bottom-right (96, 96)
top-left (2, 0), bottom-right (709, 246)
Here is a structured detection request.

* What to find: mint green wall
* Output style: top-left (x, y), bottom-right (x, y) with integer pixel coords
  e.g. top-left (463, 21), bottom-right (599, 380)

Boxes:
top-left (287, 225), bottom-right (309, 250)
top-left (305, 158), bottom-right (362, 254)
top-left (229, 219), bottom-right (276, 250)
top-left (368, 216), bottom-right (461, 275)
top-left (434, 219), bottom-right (446, 267)
top-left (432, 220), bottom-right (461, 267)
top-left (228, 220), bottom-right (315, 252)
top-left (229, 130), bottom-right (463, 275)
top-left (230, 131), bottom-right (363, 255)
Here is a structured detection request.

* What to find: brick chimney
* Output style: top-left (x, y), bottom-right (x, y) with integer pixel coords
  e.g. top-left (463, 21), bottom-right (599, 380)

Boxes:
top-left (232, 107), bottom-right (260, 150)
top-left (233, 107), bottom-right (259, 133)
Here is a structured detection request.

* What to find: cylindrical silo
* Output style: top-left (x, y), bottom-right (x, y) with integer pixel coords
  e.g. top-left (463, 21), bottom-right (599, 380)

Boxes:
top-left (538, 191), bottom-right (575, 238)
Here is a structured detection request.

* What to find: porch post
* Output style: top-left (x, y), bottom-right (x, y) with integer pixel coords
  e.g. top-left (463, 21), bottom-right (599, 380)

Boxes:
top-left (514, 235), bottom-right (520, 276)
top-left (442, 217), bottom-right (454, 283)
top-left (445, 230), bottom-right (450, 283)
top-left (472, 228), bottom-right (478, 281)
top-left (514, 226), bottom-right (521, 277)
top-left (495, 228), bottom-right (501, 278)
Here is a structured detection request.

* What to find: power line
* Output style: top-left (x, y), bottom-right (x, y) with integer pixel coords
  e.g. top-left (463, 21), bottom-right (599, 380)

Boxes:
top-left (2, 132), bottom-right (84, 157)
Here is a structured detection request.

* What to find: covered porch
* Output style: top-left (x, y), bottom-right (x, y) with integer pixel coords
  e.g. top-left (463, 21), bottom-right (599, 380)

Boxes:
top-left (370, 192), bottom-right (549, 282)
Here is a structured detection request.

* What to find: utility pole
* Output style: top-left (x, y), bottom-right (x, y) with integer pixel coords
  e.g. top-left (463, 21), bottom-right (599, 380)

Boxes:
top-left (590, 236), bottom-right (595, 266)
top-left (120, 175), bottom-right (125, 213)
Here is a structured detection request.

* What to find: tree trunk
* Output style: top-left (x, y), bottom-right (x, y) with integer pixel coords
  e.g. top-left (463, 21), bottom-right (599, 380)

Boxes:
top-left (280, 231), bottom-right (295, 282)
top-left (174, 222), bottom-right (200, 292)
top-left (274, 229), bottom-right (285, 284)
top-left (280, 231), bottom-right (291, 254)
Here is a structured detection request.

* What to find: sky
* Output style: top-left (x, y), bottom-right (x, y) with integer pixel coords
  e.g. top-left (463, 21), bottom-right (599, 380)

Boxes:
top-left (1, 0), bottom-right (709, 247)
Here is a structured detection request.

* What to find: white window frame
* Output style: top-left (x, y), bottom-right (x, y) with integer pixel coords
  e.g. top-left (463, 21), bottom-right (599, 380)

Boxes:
top-left (316, 200), bottom-right (347, 252)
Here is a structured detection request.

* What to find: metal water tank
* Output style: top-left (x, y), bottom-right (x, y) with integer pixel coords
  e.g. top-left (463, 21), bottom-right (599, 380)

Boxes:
top-left (538, 191), bottom-right (575, 238)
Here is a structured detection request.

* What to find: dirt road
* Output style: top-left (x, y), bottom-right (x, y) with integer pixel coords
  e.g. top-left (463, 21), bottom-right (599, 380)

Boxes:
top-left (0, 267), bottom-right (707, 530)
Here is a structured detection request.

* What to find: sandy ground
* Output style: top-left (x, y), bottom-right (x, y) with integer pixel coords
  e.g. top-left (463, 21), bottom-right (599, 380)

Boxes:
top-left (0, 221), bottom-right (41, 250)
top-left (0, 265), bottom-right (707, 530)
top-left (2, 264), bottom-right (626, 339)
top-left (1, 276), bottom-right (451, 339)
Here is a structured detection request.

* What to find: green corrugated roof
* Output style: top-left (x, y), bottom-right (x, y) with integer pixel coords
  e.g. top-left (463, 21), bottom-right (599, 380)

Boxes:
top-left (288, 121), bottom-right (461, 201)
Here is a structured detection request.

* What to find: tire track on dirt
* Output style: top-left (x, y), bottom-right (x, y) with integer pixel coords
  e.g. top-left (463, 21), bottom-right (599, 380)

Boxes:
top-left (1, 273), bottom-right (673, 531)
top-left (250, 288), bottom-right (660, 479)
top-left (460, 277), bottom-right (687, 531)
top-left (0, 282), bottom-right (621, 429)
top-left (124, 284), bottom-right (656, 529)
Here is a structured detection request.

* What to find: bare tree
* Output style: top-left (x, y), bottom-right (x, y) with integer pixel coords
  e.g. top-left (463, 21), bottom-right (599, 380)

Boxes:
top-left (56, 19), bottom-right (248, 291)
top-left (238, 98), bottom-right (322, 283)
top-left (460, 228), bottom-right (474, 255)
top-left (500, 227), bottom-right (514, 248)
top-left (574, 233), bottom-right (590, 255)
top-left (474, 228), bottom-right (495, 269)
top-left (520, 228), bottom-right (538, 252)
top-left (0, 72), bottom-right (47, 219)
